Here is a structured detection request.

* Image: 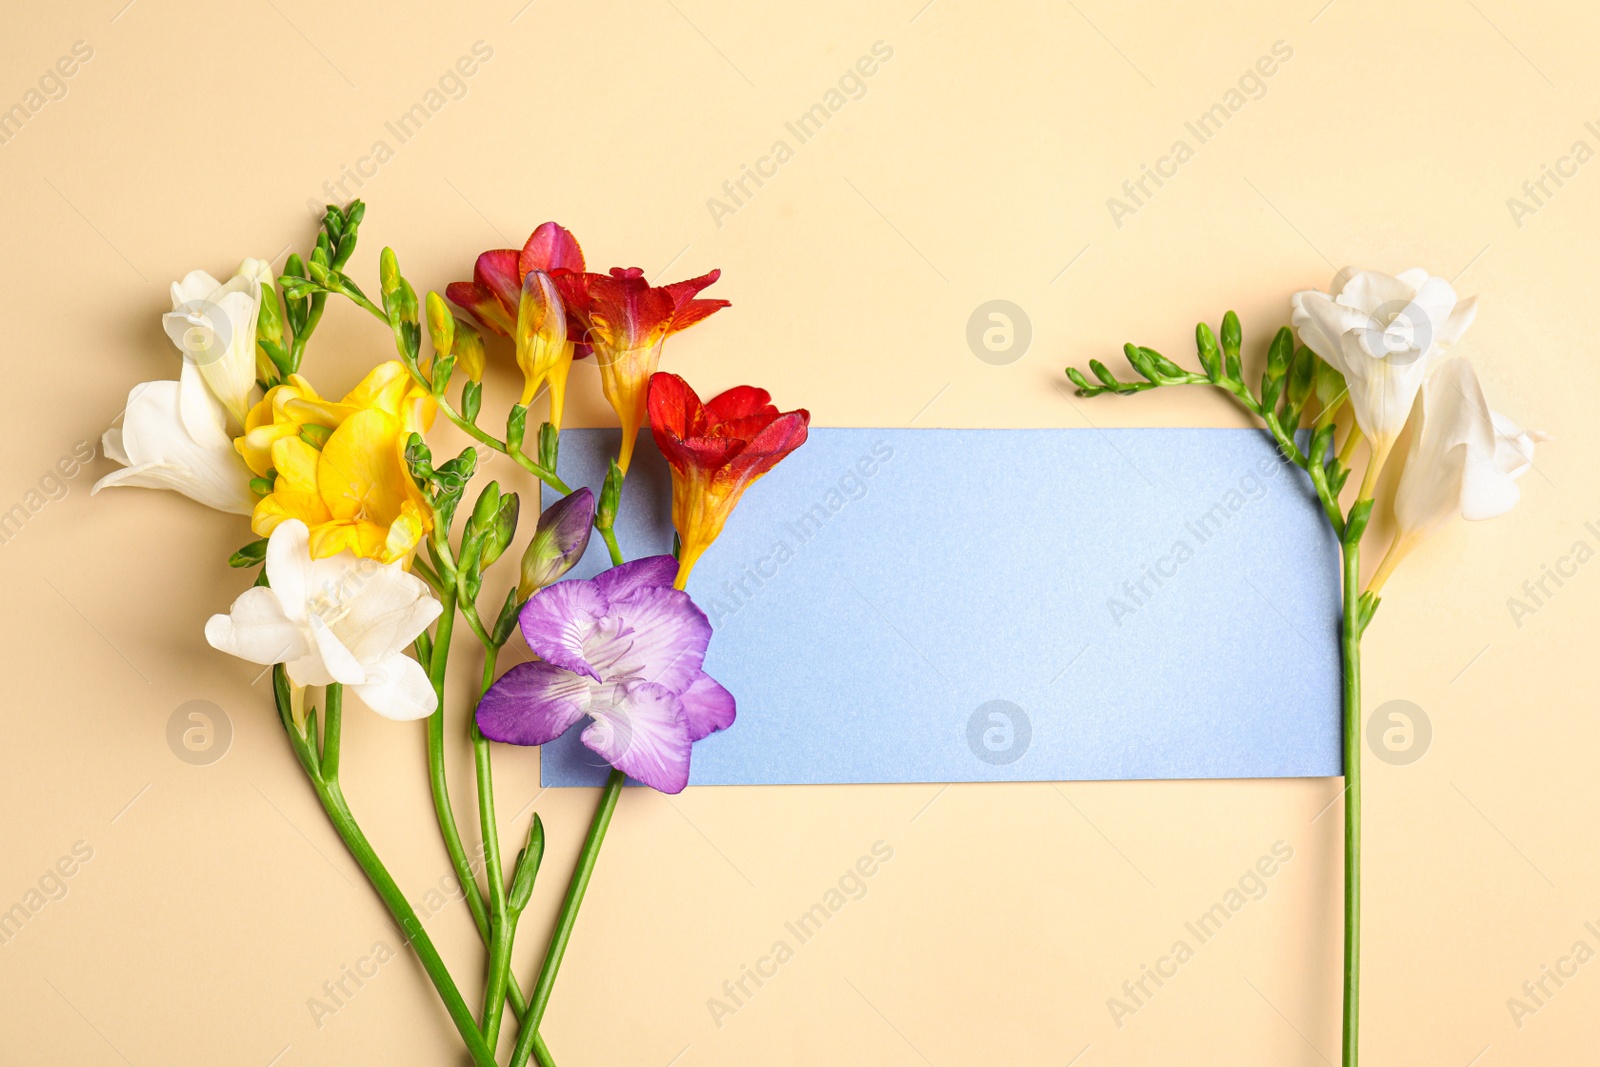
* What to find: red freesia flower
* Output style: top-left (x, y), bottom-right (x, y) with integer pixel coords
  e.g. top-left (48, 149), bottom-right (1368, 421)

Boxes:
top-left (647, 372), bottom-right (808, 588)
top-left (563, 268), bottom-right (730, 473)
top-left (446, 222), bottom-right (586, 338)
top-left (446, 222), bottom-right (588, 425)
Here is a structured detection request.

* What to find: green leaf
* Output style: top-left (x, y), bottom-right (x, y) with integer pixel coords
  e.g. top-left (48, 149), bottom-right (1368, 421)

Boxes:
top-left (506, 404), bottom-right (528, 453)
top-left (1344, 497), bottom-right (1375, 544)
top-left (491, 587), bottom-right (521, 646)
top-left (507, 815), bottom-right (545, 915)
top-left (431, 353), bottom-right (456, 394)
top-left (538, 421), bottom-right (559, 471)
top-left (597, 458), bottom-right (623, 531)
top-left (461, 379), bottom-right (482, 424)
top-left (229, 539), bottom-right (269, 568)
top-left (1357, 591), bottom-right (1381, 635)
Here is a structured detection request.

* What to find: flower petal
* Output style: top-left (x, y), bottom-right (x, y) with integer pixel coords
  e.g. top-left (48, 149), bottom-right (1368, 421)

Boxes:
top-left (705, 385), bottom-right (775, 424)
top-left (680, 671), bottom-right (736, 741)
top-left (92, 377), bottom-right (255, 514)
top-left (718, 410), bottom-right (810, 488)
top-left (582, 681), bottom-right (691, 793)
top-left (591, 556), bottom-right (679, 601)
top-left (264, 519), bottom-right (314, 619)
top-left (332, 562), bottom-right (442, 665)
top-left (588, 584), bottom-right (709, 693)
top-left (517, 578), bottom-right (608, 679)
top-left (351, 653), bottom-right (437, 720)
top-left (476, 661), bottom-right (591, 745)
top-left (474, 249), bottom-right (523, 316)
top-left (520, 222), bottom-right (585, 276)
top-left (308, 613), bottom-right (366, 685)
top-left (446, 281), bottom-right (515, 337)
top-left (204, 586), bottom-right (307, 665)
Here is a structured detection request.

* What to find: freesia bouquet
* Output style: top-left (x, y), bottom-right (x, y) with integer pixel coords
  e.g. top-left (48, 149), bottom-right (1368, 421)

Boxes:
top-left (96, 202), bottom-right (809, 1066)
top-left (1068, 267), bottom-right (1545, 1067)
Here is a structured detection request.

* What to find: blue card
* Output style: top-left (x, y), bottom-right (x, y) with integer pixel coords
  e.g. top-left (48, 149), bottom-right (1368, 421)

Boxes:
top-left (537, 428), bottom-right (1342, 786)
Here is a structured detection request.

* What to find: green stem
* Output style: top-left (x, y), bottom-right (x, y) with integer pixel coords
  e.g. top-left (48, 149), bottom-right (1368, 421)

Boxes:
top-left (320, 681), bottom-right (342, 779)
top-left (510, 770), bottom-right (626, 1067)
top-left (1340, 533), bottom-right (1362, 1067)
top-left (598, 525), bottom-right (624, 568)
top-left (422, 593), bottom-right (552, 1059)
top-left (423, 590), bottom-right (488, 945)
top-left (274, 675), bottom-right (496, 1067)
top-left (475, 643), bottom-right (513, 1050)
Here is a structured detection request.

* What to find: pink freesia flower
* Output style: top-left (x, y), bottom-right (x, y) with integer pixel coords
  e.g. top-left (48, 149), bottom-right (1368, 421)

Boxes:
top-left (475, 556), bottom-right (734, 793)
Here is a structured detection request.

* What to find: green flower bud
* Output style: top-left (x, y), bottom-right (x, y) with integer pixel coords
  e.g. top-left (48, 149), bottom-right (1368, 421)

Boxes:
top-left (1266, 326), bottom-right (1293, 381)
top-left (1221, 310), bottom-right (1243, 381)
top-left (1195, 321), bottom-right (1221, 381)
top-left (481, 493), bottom-right (519, 570)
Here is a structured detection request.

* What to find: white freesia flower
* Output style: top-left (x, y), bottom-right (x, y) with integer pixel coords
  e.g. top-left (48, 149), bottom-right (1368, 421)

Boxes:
top-left (205, 520), bottom-right (442, 720)
top-left (92, 359), bottom-right (256, 514)
top-left (1371, 358), bottom-right (1546, 592)
top-left (163, 258), bottom-right (274, 429)
top-left (1291, 267), bottom-right (1478, 455)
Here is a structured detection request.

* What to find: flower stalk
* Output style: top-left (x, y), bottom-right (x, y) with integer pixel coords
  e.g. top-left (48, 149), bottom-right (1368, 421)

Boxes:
top-left (1339, 531), bottom-right (1363, 1067)
top-left (273, 669), bottom-right (498, 1067)
top-left (510, 769), bottom-right (625, 1067)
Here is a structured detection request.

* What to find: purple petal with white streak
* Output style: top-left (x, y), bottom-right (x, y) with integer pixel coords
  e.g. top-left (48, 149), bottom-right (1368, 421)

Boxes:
top-left (518, 579), bottom-right (608, 679)
top-left (476, 661), bottom-right (590, 746)
top-left (588, 585), bottom-right (709, 694)
top-left (581, 681), bottom-right (692, 793)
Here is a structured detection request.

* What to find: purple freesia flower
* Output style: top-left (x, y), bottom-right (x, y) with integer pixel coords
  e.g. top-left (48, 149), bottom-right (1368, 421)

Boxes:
top-left (476, 555), bottom-right (735, 793)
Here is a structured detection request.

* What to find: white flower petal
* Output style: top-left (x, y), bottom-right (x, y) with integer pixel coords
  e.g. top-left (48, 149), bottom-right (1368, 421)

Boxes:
top-left (101, 426), bottom-right (128, 466)
top-left (264, 520), bottom-right (313, 619)
top-left (1336, 269), bottom-right (1418, 315)
top-left (92, 378), bottom-right (254, 514)
top-left (308, 613), bottom-right (367, 685)
top-left (204, 587), bottom-right (307, 665)
top-left (351, 654), bottom-right (437, 720)
top-left (333, 563), bottom-right (441, 666)
top-left (170, 269), bottom-right (223, 308)
top-left (1394, 359), bottom-right (1542, 536)
top-left (214, 521), bottom-right (440, 719)
top-left (1293, 267), bottom-right (1479, 448)
top-left (176, 359), bottom-right (234, 450)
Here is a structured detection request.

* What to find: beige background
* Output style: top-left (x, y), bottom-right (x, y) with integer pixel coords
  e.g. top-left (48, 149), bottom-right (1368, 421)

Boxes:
top-left (1, 0), bottom-right (1595, 1063)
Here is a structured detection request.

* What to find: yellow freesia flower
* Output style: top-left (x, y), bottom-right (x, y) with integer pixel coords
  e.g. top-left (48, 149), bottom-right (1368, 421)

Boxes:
top-left (239, 361), bottom-right (436, 564)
